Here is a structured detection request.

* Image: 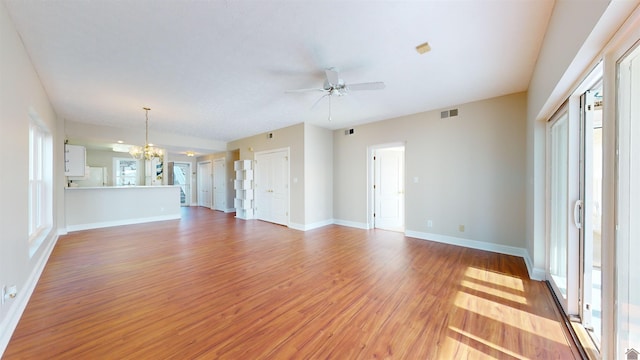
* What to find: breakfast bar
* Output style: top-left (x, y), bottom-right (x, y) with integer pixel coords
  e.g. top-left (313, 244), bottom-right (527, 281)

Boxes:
top-left (65, 185), bottom-right (181, 232)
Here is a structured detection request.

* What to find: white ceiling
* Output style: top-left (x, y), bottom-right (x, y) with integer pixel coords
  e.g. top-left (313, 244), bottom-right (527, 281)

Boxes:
top-left (5, 0), bottom-right (554, 146)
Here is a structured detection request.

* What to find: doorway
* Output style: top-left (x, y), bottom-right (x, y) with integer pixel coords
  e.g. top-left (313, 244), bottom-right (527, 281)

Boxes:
top-left (173, 162), bottom-right (192, 206)
top-left (370, 144), bottom-right (405, 232)
top-left (545, 64), bottom-right (604, 348)
top-left (213, 158), bottom-right (226, 211)
top-left (197, 161), bottom-right (212, 209)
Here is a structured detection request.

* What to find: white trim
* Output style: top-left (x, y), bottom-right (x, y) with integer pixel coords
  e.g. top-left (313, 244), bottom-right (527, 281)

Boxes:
top-left (196, 160), bottom-right (213, 209)
top-left (254, 147), bottom-right (290, 226)
top-left (224, 207), bottom-right (235, 213)
top-left (333, 219), bottom-right (370, 230)
top-left (66, 214), bottom-right (181, 232)
top-left (289, 219), bottom-right (334, 231)
top-left (405, 230), bottom-right (541, 279)
top-left (0, 233), bottom-right (59, 357)
top-left (367, 141), bottom-right (406, 230)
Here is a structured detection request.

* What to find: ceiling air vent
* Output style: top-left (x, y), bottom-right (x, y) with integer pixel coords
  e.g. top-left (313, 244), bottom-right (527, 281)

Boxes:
top-left (440, 109), bottom-right (459, 119)
top-left (344, 128), bottom-right (355, 135)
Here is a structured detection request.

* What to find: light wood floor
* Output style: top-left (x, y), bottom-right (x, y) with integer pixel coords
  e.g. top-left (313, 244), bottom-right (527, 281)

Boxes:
top-left (4, 207), bottom-right (581, 359)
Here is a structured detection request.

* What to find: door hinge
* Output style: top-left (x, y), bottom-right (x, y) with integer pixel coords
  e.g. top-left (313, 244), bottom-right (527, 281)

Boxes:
top-left (373, 184), bottom-right (376, 189)
top-left (373, 156), bottom-right (376, 160)
top-left (373, 213), bottom-right (376, 217)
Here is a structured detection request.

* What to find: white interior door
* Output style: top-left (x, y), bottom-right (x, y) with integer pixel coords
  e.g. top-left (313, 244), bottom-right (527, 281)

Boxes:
top-left (270, 152), bottom-right (289, 225)
top-left (373, 147), bottom-right (405, 232)
top-left (254, 149), bottom-right (289, 226)
top-left (254, 155), bottom-right (270, 221)
top-left (213, 158), bottom-right (226, 211)
top-left (197, 161), bottom-right (212, 209)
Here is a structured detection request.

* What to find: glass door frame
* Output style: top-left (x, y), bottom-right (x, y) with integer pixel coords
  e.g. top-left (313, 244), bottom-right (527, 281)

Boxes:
top-left (546, 101), bottom-right (581, 316)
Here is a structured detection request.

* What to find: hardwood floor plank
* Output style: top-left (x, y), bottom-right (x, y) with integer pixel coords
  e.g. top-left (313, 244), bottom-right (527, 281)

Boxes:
top-left (4, 207), bottom-right (579, 359)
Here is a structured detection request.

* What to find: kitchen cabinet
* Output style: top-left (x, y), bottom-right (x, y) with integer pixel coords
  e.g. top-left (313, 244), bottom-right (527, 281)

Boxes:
top-left (64, 144), bottom-right (86, 177)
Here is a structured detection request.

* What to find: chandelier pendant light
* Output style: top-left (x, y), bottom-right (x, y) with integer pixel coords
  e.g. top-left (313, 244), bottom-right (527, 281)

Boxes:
top-left (129, 107), bottom-right (163, 161)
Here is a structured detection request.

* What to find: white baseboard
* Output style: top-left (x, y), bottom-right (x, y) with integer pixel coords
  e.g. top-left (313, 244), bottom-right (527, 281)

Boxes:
top-left (0, 232), bottom-right (59, 357)
top-left (333, 219), bottom-right (370, 230)
top-left (66, 214), bottom-right (181, 232)
top-left (405, 230), bottom-right (539, 280)
top-left (289, 219), bottom-right (334, 231)
top-left (530, 267), bottom-right (546, 281)
top-left (224, 208), bottom-right (235, 213)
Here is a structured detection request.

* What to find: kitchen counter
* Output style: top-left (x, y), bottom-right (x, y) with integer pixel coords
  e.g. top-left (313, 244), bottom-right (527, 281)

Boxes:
top-left (65, 185), bottom-right (181, 232)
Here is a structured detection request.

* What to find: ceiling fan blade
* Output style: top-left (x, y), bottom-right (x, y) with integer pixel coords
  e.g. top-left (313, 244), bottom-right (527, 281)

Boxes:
top-left (346, 82), bottom-right (386, 91)
top-left (325, 68), bottom-right (340, 85)
top-left (310, 93), bottom-right (330, 109)
top-left (285, 88), bottom-right (326, 93)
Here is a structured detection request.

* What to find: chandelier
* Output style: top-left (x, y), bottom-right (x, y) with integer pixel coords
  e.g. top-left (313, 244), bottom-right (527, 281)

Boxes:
top-left (129, 107), bottom-right (163, 161)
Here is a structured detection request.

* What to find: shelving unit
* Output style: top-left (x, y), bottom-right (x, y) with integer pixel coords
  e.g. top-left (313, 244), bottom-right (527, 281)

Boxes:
top-left (234, 160), bottom-right (254, 219)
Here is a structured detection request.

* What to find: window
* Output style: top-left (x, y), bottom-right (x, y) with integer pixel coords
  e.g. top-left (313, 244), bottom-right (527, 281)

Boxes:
top-left (114, 158), bottom-right (138, 186)
top-left (29, 118), bottom-right (52, 250)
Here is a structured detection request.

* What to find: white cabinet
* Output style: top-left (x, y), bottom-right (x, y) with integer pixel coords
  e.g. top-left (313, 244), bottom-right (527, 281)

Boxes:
top-left (234, 160), bottom-right (254, 219)
top-left (64, 144), bottom-right (86, 177)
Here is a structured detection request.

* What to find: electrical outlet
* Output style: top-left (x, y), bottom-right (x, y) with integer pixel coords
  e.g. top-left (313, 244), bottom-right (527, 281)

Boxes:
top-left (6, 285), bottom-right (17, 300)
top-left (427, 220), bottom-right (433, 228)
top-left (458, 225), bottom-right (465, 232)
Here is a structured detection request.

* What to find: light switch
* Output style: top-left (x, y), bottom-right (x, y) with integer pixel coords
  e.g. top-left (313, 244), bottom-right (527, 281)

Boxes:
top-left (413, 177), bottom-right (419, 183)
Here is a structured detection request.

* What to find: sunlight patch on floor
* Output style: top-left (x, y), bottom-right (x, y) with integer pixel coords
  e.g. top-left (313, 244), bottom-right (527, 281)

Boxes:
top-left (465, 266), bottom-right (524, 292)
top-left (453, 291), bottom-right (567, 344)
top-left (460, 279), bottom-right (528, 305)
top-left (440, 334), bottom-right (502, 359)
top-left (448, 326), bottom-right (530, 360)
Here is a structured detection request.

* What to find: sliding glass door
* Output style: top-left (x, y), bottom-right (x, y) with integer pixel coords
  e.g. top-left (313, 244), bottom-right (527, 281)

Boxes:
top-left (548, 110), bottom-right (570, 300)
top-left (579, 84), bottom-right (603, 346)
top-left (547, 105), bottom-right (580, 314)
top-left (616, 43), bottom-right (640, 357)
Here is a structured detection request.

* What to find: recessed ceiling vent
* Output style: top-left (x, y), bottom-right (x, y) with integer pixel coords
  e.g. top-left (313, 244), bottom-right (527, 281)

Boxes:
top-left (344, 128), bottom-right (355, 135)
top-left (440, 108), bottom-right (459, 119)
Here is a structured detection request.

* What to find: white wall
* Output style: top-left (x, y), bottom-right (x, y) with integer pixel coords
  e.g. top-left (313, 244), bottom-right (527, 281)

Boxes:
top-left (65, 187), bottom-right (181, 231)
top-left (303, 123), bottom-right (333, 228)
top-left (227, 123), bottom-right (306, 225)
top-left (333, 93), bottom-right (527, 249)
top-left (526, 0), bottom-right (639, 277)
top-left (0, 2), bottom-right (63, 353)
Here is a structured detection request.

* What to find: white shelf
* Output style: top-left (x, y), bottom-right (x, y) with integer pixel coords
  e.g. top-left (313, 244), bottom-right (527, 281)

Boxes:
top-left (234, 159), bottom-right (252, 171)
top-left (234, 160), bottom-right (254, 219)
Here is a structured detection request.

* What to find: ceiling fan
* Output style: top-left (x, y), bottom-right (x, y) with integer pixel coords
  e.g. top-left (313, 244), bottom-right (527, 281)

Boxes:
top-left (286, 68), bottom-right (385, 120)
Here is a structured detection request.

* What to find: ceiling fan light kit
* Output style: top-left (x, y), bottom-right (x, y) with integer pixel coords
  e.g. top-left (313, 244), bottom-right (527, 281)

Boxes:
top-left (286, 67), bottom-right (385, 121)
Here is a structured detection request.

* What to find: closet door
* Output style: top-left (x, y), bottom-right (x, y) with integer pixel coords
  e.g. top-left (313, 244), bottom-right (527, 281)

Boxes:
top-left (254, 149), bottom-right (289, 226)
